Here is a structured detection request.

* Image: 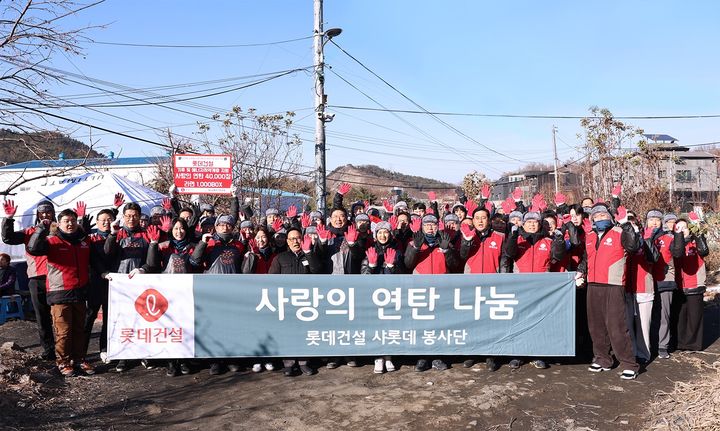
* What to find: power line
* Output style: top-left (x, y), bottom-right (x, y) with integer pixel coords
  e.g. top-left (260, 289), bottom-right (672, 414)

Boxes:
top-left (329, 105), bottom-right (720, 120)
top-left (91, 35), bottom-right (314, 49)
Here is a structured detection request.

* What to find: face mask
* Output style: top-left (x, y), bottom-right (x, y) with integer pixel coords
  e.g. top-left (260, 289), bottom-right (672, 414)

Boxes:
top-left (594, 220), bottom-right (613, 232)
top-left (424, 233), bottom-right (437, 246)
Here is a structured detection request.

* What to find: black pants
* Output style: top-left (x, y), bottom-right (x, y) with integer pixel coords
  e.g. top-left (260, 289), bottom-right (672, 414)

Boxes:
top-left (586, 283), bottom-right (638, 372)
top-left (677, 293), bottom-right (704, 351)
top-left (28, 278), bottom-right (54, 354)
top-left (84, 278), bottom-right (109, 353)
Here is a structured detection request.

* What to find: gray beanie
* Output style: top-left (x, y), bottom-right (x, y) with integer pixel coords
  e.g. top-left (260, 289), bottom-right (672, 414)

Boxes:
top-left (239, 220), bottom-right (253, 230)
top-left (304, 225), bottom-right (317, 235)
top-left (150, 205), bottom-right (165, 216)
top-left (354, 213), bottom-right (370, 223)
top-left (394, 201), bottom-right (408, 210)
top-left (421, 214), bottom-right (438, 224)
top-left (374, 221), bottom-right (392, 236)
top-left (589, 204), bottom-right (611, 219)
top-left (523, 211), bottom-right (541, 222)
top-left (663, 213), bottom-right (678, 224)
top-left (215, 214), bottom-right (236, 226)
top-left (508, 211), bottom-right (523, 221)
top-left (200, 203), bottom-right (214, 213)
top-left (200, 216), bottom-right (216, 227)
top-left (646, 210), bottom-right (663, 220)
top-left (310, 210), bottom-right (323, 220)
top-left (443, 213), bottom-right (460, 224)
top-left (265, 208), bottom-right (279, 216)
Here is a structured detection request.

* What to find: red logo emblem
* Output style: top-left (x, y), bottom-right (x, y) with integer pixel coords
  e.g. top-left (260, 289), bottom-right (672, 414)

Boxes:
top-left (135, 289), bottom-right (169, 322)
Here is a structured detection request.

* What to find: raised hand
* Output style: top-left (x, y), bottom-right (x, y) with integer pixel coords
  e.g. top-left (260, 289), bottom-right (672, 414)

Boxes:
top-left (286, 205), bottom-right (298, 218)
top-left (75, 201), bottom-right (86, 218)
top-left (616, 205), bottom-right (628, 224)
top-left (388, 215), bottom-right (398, 230)
top-left (481, 183), bottom-right (491, 200)
top-left (382, 199), bottom-right (393, 213)
top-left (465, 199), bottom-right (478, 216)
top-left (161, 197), bottom-right (173, 211)
top-left (338, 183), bottom-right (351, 195)
top-left (582, 218), bottom-right (592, 233)
top-left (410, 218), bottom-right (421, 233)
top-left (345, 224), bottom-right (359, 244)
top-left (316, 224), bottom-right (330, 242)
top-left (511, 187), bottom-right (523, 202)
top-left (426, 207), bottom-right (435, 215)
top-left (3, 200), bottom-right (17, 217)
top-left (111, 220), bottom-right (121, 234)
top-left (643, 226), bottom-right (655, 239)
top-left (366, 247), bottom-right (378, 266)
top-left (146, 225), bottom-right (160, 242)
top-left (612, 183), bottom-right (622, 198)
top-left (248, 238), bottom-right (259, 253)
top-left (555, 192), bottom-right (566, 206)
top-left (113, 193), bottom-right (125, 208)
top-left (271, 218), bottom-right (283, 232)
top-left (427, 191), bottom-right (436, 201)
top-left (159, 215), bottom-right (172, 232)
top-left (363, 200), bottom-right (370, 209)
top-left (384, 248), bottom-right (397, 266)
top-left (500, 198), bottom-right (513, 215)
top-left (461, 222), bottom-right (476, 240)
top-left (438, 231), bottom-right (451, 249)
top-left (688, 211), bottom-right (700, 223)
top-left (301, 213), bottom-right (311, 228)
top-left (302, 235), bottom-right (313, 253)
top-left (412, 230), bottom-right (425, 248)
top-left (484, 200), bottom-right (493, 213)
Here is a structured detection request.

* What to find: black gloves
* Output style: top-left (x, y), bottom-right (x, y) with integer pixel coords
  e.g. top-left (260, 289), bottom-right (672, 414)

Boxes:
top-left (413, 231), bottom-right (425, 248)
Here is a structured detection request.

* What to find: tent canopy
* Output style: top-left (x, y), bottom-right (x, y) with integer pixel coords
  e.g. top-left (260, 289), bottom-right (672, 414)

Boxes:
top-left (1, 172), bottom-right (165, 261)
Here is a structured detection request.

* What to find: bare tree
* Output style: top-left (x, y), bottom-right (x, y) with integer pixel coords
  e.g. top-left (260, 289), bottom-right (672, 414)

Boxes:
top-left (461, 170), bottom-right (488, 200)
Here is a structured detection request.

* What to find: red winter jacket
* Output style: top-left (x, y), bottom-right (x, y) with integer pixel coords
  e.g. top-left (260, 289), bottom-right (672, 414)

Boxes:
top-left (675, 235), bottom-right (709, 295)
top-left (503, 229), bottom-right (565, 273)
top-left (1, 219), bottom-right (47, 278)
top-left (26, 228), bottom-right (90, 305)
top-left (653, 231), bottom-right (684, 292)
top-left (626, 239), bottom-right (658, 295)
top-left (460, 229), bottom-right (505, 274)
top-left (582, 224), bottom-right (641, 286)
top-left (404, 241), bottom-right (457, 275)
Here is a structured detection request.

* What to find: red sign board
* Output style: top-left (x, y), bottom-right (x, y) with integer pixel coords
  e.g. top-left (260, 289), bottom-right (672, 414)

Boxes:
top-left (173, 154), bottom-right (233, 195)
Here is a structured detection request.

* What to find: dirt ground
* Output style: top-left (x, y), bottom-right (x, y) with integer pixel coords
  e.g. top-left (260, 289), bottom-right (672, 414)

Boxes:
top-left (1, 303), bottom-right (719, 431)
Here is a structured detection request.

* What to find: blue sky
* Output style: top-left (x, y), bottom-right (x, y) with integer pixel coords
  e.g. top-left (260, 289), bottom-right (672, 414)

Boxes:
top-left (39, 1), bottom-right (720, 183)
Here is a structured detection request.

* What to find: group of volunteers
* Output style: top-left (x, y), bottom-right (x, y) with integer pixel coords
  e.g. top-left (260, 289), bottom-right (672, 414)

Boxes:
top-left (0, 180), bottom-right (709, 381)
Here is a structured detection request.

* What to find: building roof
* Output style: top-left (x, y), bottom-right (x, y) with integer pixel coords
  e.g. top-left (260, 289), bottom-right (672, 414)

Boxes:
top-left (0, 156), bottom-right (168, 171)
top-left (643, 134), bottom-right (678, 143)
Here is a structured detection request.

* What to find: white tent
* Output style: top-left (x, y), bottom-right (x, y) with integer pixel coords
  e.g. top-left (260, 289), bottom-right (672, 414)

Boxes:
top-left (1, 172), bottom-right (166, 261)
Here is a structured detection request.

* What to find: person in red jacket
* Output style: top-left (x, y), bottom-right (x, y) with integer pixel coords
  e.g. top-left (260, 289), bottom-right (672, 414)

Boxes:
top-left (2, 199), bottom-right (56, 360)
top-left (404, 214), bottom-right (458, 372)
top-left (458, 207), bottom-right (506, 372)
top-left (674, 218), bottom-right (709, 352)
top-left (26, 209), bottom-right (95, 377)
top-left (652, 213), bottom-right (684, 359)
top-left (579, 204), bottom-right (641, 380)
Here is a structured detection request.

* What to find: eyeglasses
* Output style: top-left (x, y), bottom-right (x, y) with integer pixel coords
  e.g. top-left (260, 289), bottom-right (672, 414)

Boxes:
top-left (287, 236), bottom-right (302, 242)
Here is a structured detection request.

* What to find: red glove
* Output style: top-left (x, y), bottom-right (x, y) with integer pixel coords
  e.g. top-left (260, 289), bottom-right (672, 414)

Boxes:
top-left (159, 215), bottom-right (172, 232)
top-left (195, 223), bottom-right (202, 233)
top-left (643, 227), bottom-right (655, 239)
top-left (366, 247), bottom-right (378, 266)
top-left (272, 218), bottom-right (283, 232)
top-left (301, 213), bottom-right (311, 228)
top-left (316, 224), bottom-right (330, 242)
top-left (113, 193), bottom-right (125, 208)
top-left (286, 205), bottom-right (298, 218)
top-left (248, 238), bottom-right (259, 254)
top-left (3, 200), bottom-right (17, 217)
top-left (444, 203), bottom-right (450, 213)
top-left (338, 183), bottom-right (351, 195)
top-left (465, 199), bottom-right (478, 216)
top-left (410, 218), bottom-right (421, 233)
top-left (484, 200), bottom-right (493, 213)
top-left (384, 248), bottom-right (397, 266)
top-left (612, 183), bottom-right (622, 198)
top-left (363, 200), bottom-right (370, 209)
top-left (345, 224), bottom-right (359, 244)
top-left (537, 195), bottom-right (548, 212)
top-left (555, 192), bottom-right (566, 206)
top-left (146, 225), bottom-right (160, 242)
top-left (438, 221), bottom-right (445, 232)
top-left (481, 183), bottom-right (491, 200)
top-left (500, 199), bottom-right (513, 215)
top-left (302, 235), bottom-right (313, 253)
top-left (582, 218), bottom-right (592, 233)
top-left (75, 201), bottom-right (86, 218)
top-left (161, 197), bottom-right (172, 211)
top-left (388, 215), bottom-right (398, 230)
top-left (461, 222), bottom-right (475, 240)
top-left (427, 191), bottom-right (436, 201)
top-left (382, 199), bottom-right (393, 213)
top-left (426, 207), bottom-right (435, 215)
top-left (511, 187), bottom-right (524, 202)
top-left (688, 211), bottom-right (700, 223)
top-left (240, 229), bottom-right (252, 240)
top-left (616, 206), bottom-right (628, 224)
top-left (561, 213), bottom-right (572, 225)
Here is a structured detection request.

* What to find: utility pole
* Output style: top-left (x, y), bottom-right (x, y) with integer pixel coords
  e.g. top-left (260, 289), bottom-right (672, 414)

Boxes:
top-left (313, 0), bottom-right (327, 214)
top-left (552, 125), bottom-right (559, 194)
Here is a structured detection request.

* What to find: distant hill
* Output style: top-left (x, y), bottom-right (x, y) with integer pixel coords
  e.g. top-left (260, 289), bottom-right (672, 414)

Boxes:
top-left (0, 129), bottom-right (104, 166)
top-left (328, 164), bottom-right (460, 201)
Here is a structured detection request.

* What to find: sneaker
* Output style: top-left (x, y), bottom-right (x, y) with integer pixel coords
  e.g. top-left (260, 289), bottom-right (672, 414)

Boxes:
top-left (415, 359), bottom-right (429, 372)
top-left (509, 359), bottom-right (523, 370)
top-left (227, 363), bottom-right (242, 372)
top-left (166, 361), bottom-right (179, 377)
top-left (463, 359), bottom-right (475, 368)
top-left (209, 362), bottom-right (223, 375)
top-left (299, 364), bottom-right (314, 376)
top-left (115, 360), bottom-right (128, 373)
top-left (252, 363), bottom-right (263, 373)
top-left (658, 349), bottom-right (670, 359)
top-left (100, 351), bottom-right (109, 364)
top-left (58, 363), bottom-right (75, 377)
top-left (530, 359), bottom-right (548, 369)
top-left (486, 357), bottom-right (498, 372)
top-left (347, 360), bottom-right (358, 367)
top-left (385, 360), bottom-right (396, 372)
top-left (620, 369), bottom-right (638, 380)
top-left (374, 358), bottom-right (385, 374)
top-left (326, 361), bottom-right (339, 369)
top-left (77, 361), bottom-right (96, 375)
top-left (264, 362), bottom-right (275, 371)
top-left (141, 359), bottom-right (155, 370)
top-left (431, 359), bottom-right (448, 371)
top-left (179, 362), bottom-right (191, 375)
top-left (588, 363), bottom-right (611, 373)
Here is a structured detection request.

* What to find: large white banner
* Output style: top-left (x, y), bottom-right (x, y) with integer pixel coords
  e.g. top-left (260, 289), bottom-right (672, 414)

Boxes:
top-left (107, 274), bottom-right (195, 360)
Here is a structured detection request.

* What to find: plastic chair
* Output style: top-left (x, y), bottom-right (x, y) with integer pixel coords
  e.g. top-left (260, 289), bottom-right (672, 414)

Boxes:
top-left (0, 294), bottom-right (24, 324)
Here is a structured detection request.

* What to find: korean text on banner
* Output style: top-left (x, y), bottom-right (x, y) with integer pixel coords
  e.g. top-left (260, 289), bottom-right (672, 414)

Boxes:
top-left (173, 153), bottom-right (233, 195)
